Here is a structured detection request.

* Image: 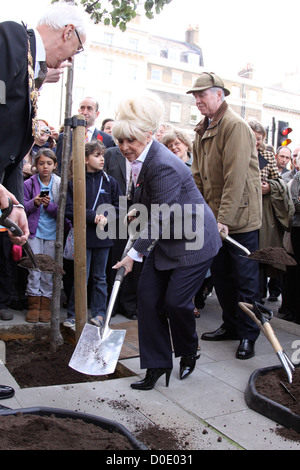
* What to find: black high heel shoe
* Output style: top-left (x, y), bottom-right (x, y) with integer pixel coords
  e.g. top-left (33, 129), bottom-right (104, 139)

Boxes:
top-left (179, 352), bottom-right (200, 380)
top-left (130, 368), bottom-right (172, 390)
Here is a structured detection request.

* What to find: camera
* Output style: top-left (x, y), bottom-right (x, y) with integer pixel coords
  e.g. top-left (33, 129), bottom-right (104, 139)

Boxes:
top-left (40, 190), bottom-right (50, 197)
top-left (40, 126), bottom-right (51, 136)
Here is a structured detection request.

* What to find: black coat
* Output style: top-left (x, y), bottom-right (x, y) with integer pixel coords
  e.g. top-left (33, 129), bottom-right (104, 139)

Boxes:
top-left (0, 21), bottom-right (37, 202)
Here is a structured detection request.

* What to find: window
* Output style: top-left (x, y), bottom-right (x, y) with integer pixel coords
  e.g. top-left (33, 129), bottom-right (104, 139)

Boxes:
top-left (231, 86), bottom-right (240, 98)
top-left (187, 53), bottom-right (200, 66)
top-left (129, 38), bottom-right (139, 51)
top-left (103, 32), bottom-right (114, 46)
top-left (74, 53), bottom-right (87, 71)
top-left (171, 72), bottom-right (182, 86)
top-left (151, 68), bottom-right (162, 81)
top-left (128, 64), bottom-right (138, 81)
top-left (170, 102), bottom-right (181, 123)
top-left (168, 48), bottom-right (180, 62)
top-left (248, 90), bottom-right (258, 102)
top-left (190, 106), bottom-right (200, 125)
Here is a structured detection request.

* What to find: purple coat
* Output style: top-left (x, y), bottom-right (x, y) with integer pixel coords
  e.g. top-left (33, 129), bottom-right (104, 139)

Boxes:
top-left (24, 173), bottom-right (71, 238)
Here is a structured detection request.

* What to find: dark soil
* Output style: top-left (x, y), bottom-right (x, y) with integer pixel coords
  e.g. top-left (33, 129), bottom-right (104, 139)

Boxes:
top-left (5, 339), bottom-right (119, 387)
top-left (0, 412), bottom-right (136, 450)
top-left (249, 247), bottom-right (297, 265)
top-left (3, 338), bottom-right (183, 450)
top-left (19, 254), bottom-right (65, 274)
top-left (255, 367), bottom-right (300, 442)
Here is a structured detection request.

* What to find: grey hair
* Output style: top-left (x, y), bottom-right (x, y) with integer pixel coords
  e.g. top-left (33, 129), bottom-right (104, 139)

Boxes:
top-left (113, 91), bottom-right (164, 143)
top-left (37, 2), bottom-right (89, 38)
top-left (162, 128), bottom-right (193, 152)
top-left (210, 87), bottom-right (225, 101)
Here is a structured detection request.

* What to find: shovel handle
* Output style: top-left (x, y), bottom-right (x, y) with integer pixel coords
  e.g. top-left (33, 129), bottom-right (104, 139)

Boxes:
top-left (220, 232), bottom-right (251, 256)
top-left (238, 302), bottom-right (283, 354)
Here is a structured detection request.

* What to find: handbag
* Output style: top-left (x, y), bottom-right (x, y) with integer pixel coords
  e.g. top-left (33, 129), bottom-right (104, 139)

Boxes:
top-left (63, 228), bottom-right (74, 260)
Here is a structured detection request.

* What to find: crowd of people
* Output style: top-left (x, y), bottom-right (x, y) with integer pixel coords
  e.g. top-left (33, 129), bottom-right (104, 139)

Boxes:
top-left (0, 3), bottom-right (299, 398)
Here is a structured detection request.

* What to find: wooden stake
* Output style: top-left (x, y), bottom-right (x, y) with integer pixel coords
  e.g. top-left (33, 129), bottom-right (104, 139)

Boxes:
top-left (72, 115), bottom-right (87, 342)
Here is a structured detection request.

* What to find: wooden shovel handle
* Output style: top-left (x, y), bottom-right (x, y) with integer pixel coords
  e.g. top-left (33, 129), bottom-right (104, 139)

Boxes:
top-left (238, 302), bottom-right (283, 353)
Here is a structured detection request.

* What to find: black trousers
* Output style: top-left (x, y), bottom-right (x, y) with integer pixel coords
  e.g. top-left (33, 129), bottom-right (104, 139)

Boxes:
top-left (210, 230), bottom-right (261, 341)
top-left (137, 250), bottom-right (212, 369)
top-left (0, 231), bottom-right (13, 309)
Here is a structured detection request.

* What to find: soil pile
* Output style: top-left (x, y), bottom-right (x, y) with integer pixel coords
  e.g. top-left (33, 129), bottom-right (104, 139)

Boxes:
top-left (249, 247), bottom-right (297, 266)
top-left (255, 367), bottom-right (300, 442)
top-left (0, 412), bottom-right (136, 450)
top-left (19, 254), bottom-right (65, 274)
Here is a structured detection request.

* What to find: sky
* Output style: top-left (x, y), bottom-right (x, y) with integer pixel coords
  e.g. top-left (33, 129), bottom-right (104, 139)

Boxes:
top-left (1, 0), bottom-right (299, 85)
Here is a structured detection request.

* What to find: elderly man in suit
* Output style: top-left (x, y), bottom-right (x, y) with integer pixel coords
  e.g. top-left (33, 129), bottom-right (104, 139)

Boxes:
top-left (0, 2), bottom-right (88, 398)
top-left (0, 2), bottom-right (88, 211)
top-left (55, 96), bottom-right (116, 174)
top-left (112, 92), bottom-right (222, 390)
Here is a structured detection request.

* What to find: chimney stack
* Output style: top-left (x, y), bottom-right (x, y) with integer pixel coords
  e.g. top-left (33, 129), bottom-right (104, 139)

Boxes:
top-left (185, 25), bottom-right (199, 45)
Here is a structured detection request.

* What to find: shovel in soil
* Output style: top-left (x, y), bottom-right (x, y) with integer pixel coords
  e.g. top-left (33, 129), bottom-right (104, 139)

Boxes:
top-left (0, 198), bottom-right (40, 271)
top-left (0, 198), bottom-right (63, 274)
top-left (239, 301), bottom-right (295, 383)
top-left (220, 232), bottom-right (296, 266)
top-left (68, 228), bottom-right (137, 376)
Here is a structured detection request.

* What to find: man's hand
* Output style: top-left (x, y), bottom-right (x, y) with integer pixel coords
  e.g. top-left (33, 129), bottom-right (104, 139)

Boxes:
top-left (0, 185), bottom-right (29, 245)
top-left (8, 207), bottom-right (29, 245)
top-left (112, 255), bottom-right (134, 276)
top-left (218, 222), bottom-right (229, 238)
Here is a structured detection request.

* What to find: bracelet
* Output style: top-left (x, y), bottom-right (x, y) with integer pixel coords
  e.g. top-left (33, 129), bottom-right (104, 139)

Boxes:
top-left (13, 204), bottom-right (25, 209)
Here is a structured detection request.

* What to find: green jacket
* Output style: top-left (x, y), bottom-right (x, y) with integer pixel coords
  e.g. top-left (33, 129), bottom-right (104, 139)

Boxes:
top-left (192, 101), bottom-right (262, 234)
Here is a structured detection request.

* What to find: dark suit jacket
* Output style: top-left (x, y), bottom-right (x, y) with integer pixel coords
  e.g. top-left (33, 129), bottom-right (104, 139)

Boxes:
top-left (55, 127), bottom-right (116, 175)
top-left (104, 146), bottom-right (127, 194)
top-left (0, 21), bottom-right (36, 202)
top-left (132, 140), bottom-right (222, 270)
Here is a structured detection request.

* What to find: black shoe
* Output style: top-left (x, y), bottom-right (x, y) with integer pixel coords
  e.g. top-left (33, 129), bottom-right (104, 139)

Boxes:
top-left (201, 326), bottom-right (238, 341)
top-left (268, 295), bottom-right (278, 302)
top-left (179, 352), bottom-right (200, 380)
top-left (130, 368), bottom-right (172, 390)
top-left (0, 385), bottom-right (15, 399)
top-left (0, 309), bottom-right (14, 321)
top-left (236, 339), bottom-right (255, 360)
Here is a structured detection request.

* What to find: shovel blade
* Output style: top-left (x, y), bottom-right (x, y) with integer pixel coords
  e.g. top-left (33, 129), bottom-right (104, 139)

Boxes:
top-left (69, 323), bottom-right (126, 376)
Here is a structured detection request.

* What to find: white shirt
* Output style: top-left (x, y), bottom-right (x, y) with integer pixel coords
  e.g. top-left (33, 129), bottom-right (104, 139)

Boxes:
top-left (127, 140), bottom-right (153, 262)
top-left (33, 29), bottom-right (46, 79)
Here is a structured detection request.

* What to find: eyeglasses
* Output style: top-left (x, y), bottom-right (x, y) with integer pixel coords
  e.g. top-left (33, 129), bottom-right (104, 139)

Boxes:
top-left (168, 140), bottom-right (183, 149)
top-left (74, 28), bottom-right (84, 54)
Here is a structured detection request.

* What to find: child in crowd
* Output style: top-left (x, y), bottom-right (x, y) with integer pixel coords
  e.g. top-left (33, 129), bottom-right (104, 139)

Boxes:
top-left (63, 140), bottom-right (122, 329)
top-left (23, 149), bottom-right (61, 323)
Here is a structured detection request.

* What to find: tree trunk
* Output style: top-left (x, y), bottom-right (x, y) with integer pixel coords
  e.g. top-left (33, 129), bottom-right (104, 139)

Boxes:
top-left (50, 63), bottom-right (74, 351)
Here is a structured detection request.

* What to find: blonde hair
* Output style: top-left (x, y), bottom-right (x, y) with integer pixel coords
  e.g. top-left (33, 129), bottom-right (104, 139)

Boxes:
top-left (112, 91), bottom-right (164, 143)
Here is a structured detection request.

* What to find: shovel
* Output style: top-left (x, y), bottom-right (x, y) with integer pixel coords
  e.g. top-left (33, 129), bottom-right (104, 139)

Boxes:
top-left (220, 232), bottom-right (296, 266)
top-left (239, 301), bottom-right (295, 383)
top-left (68, 228), bottom-right (137, 376)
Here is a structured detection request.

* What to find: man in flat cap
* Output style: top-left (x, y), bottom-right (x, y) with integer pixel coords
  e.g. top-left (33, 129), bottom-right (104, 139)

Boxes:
top-left (187, 72), bottom-right (262, 359)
